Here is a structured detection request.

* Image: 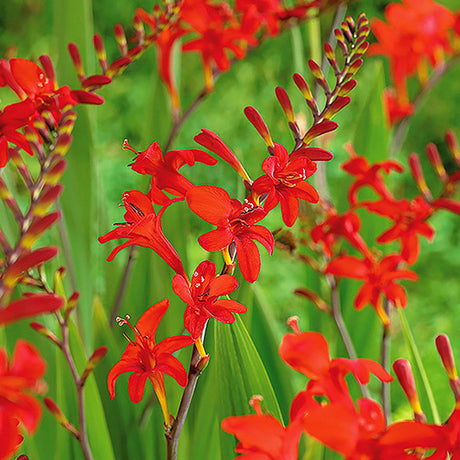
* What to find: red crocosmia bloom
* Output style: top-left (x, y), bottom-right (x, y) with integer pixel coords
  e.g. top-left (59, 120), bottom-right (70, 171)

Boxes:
top-left (279, 319), bottom-right (392, 409)
top-left (342, 147), bottom-right (403, 205)
top-left (310, 208), bottom-right (372, 259)
top-left (303, 398), bottom-right (388, 458)
top-left (325, 254), bottom-right (418, 325)
top-left (251, 143), bottom-right (319, 227)
top-left (135, 9), bottom-right (186, 113)
top-left (107, 299), bottom-right (194, 426)
top-left (186, 185), bottom-right (274, 283)
top-left (236, 0), bottom-right (284, 36)
top-left (362, 196), bottom-right (434, 264)
top-left (383, 87), bottom-right (415, 127)
top-left (98, 190), bottom-right (188, 280)
top-left (124, 140), bottom-right (217, 206)
top-left (0, 100), bottom-right (35, 167)
top-left (370, 0), bottom-right (454, 96)
top-left (221, 395), bottom-right (303, 460)
top-left (0, 340), bottom-right (46, 460)
top-left (181, 0), bottom-right (256, 89)
top-left (7, 59), bottom-right (77, 120)
top-left (172, 260), bottom-right (247, 346)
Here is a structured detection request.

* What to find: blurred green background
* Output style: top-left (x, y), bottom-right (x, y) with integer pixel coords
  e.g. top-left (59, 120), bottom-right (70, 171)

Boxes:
top-left (1, 0), bottom-right (460, 459)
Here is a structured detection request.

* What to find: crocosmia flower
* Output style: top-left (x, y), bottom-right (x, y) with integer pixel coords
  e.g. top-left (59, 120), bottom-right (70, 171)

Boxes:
top-left (124, 140), bottom-right (216, 206)
top-left (186, 185), bottom-right (274, 283)
top-left (108, 299), bottom-right (194, 426)
top-left (98, 190), bottom-right (188, 280)
top-left (251, 143), bottom-right (319, 227)
top-left (172, 260), bottom-right (247, 351)
top-left (279, 318), bottom-right (392, 410)
top-left (221, 395), bottom-right (303, 460)
top-left (0, 340), bottom-right (46, 460)
top-left (325, 254), bottom-right (418, 325)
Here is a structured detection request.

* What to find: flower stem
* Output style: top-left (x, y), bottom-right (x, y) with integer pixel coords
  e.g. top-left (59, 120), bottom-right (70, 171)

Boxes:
top-left (327, 274), bottom-right (369, 398)
top-left (397, 307), bottom-right (440, 424)
top-left (381, 299), bottom-right (392, 423)
top-left (389, 53), bottom-right (460, 158)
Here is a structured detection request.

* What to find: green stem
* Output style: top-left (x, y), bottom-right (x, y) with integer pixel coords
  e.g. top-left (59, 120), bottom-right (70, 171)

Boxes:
top-left (398, 307), bottom-right (440, 424)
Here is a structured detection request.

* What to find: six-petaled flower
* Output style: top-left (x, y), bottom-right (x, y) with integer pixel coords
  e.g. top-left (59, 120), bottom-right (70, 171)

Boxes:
top-left (107, 300), bottom-right (194, 426)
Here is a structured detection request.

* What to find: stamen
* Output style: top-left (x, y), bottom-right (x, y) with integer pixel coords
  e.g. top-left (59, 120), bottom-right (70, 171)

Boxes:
top-left (287, 316), bottom-right (301, 335)
top-left (249, 395), bottom-right (264, 415)
top-left (128, 203), bottom-right (145, 217)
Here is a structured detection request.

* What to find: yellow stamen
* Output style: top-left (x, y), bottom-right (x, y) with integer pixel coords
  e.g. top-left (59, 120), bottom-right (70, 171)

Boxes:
top-left (195, 337), bottom-right (207, 358)
top-left (222, 246), bottom-right (232, 266)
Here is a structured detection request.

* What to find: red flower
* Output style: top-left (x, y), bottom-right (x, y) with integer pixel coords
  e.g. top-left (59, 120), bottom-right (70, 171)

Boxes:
top-left (181, 0), bottom-right (256, 89)
top-left (310, 208), bottom-right (371, 258)
top-left (107, 299), bottom-right (194, 426)
top-left (370, 0), bottom-right (455, 94)
top-left (383, 87), bottom-right (415, 127)
top-left (0, 340), bottom-right (46, 460)
top-left (251, 143), bottom-right (319, 227)
top-left (186, 185), bottom-right (274, 283)
top-left (325, 254), bottom-right (418, 325)
top-left (6, 59), bottom-right (77, 118)
top-left (342, 147), bottom-right (403, 205)
top-left (221, 395), bottom-right (303, 460)
top-left (236, 0), bottom-right (284, 36)
top-left (98, 190), bottom-right (187, 280)
top-left (0, 100), bottom-right (35, 167)
top-left (362, 196), bottom-right (435, 264)
top-left (172, 260), bottom-right (247, 344)
top-left (124, 140), bottom-right (216, 205)
top-left (135, 9), bottom-right (186, 113)
top-left (279, 318), bottom-right (392, 410)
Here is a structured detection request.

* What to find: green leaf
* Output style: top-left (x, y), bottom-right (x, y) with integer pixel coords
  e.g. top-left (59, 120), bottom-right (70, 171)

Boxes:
top-left (212, 315), bottom-right (283, 458)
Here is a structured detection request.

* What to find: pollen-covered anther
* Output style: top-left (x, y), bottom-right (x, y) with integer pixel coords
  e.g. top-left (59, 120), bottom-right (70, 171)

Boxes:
top-left (116, 315), bottom-right (131, 326)
top-left (249, 395), bottom-right (264, 415)
top-left (287, 316), bottom-right (301, 335)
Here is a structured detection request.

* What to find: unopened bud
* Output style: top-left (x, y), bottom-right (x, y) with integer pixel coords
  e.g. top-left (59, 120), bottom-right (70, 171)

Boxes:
top-left (409, 153), bottom-right (432, 201)
top-left (80, 346), bottom-right (108, 385)
top-left (436, 334), bottom-right (460, 399)
top-left (113, 24), bottom-right (128, 57)
top-left (44, 397), bottom-right (80, 439)
top-left (93, 34), bottom-right (108, 73)
top-left (67, 43), bottom-right (85, 82)
top-left (393, 359), bottom-right (426, 422)
top-left (244, 106), bottom-right (274, 150)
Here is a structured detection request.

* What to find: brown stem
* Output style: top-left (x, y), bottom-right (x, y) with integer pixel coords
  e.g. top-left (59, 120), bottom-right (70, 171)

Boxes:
top-left (389, 53), bottom-right (460, 158)
top-left (56, 311), bottom-right (94, 460)
top-left (327, 273), bottom-right (370, 398)
top-left (165, 346), bottom-right (203, 460)
top-left (381, 299), bottom-right (392, 423)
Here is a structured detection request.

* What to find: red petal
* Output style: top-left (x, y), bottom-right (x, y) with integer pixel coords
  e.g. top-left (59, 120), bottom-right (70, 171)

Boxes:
top-left (186, 185), bottom-right (232, 225)
top-left (303, 404), bottom-right (359, 456)
top-left (155, 353), bottom-right (188, 387)
top-left (10, 58), bottom-right (50, 95)
top-left (279, 331), bottom-right (330, 379)
top-left (128, 371), bottom-right (149, 403)
top-left (234, 237), bottom-right (261, 283)
top-left (208, 274), bottom-right (238, 297)
top-left (155, 335), bottom-right (194, 355)
top-left (172, 275), bottom-right (194, 304)
top-left (135, 299), bottom-right (169, 339)
top-left (326, 256), bottom-right (368, 279)
top-left (198, 228), bottom-right (233, 252)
